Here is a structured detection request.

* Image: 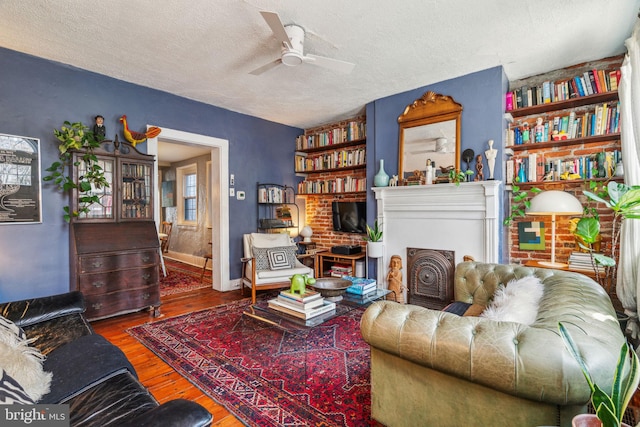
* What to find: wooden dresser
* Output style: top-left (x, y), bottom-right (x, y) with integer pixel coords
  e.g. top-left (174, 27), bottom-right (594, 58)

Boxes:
top-left (68, 137), bottom-right (161, 321)
top-left (70, 222), bottom-right (161, 321)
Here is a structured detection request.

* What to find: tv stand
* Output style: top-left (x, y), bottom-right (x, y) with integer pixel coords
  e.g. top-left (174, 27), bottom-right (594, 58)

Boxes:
top-left (315, 251), bottom-right (366, 278)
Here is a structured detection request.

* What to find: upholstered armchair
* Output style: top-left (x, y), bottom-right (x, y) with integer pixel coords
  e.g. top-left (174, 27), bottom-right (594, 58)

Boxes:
top-left (241, 233), bottom-right (313, 303)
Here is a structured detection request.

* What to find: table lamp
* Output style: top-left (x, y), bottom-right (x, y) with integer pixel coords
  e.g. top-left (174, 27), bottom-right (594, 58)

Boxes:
top-left (300, 225), bottom-right (313, 242)
top-left (526, 190), bottom-right (582, 268)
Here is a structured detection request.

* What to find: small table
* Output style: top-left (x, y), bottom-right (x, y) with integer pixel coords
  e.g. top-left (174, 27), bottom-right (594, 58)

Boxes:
top-left (244, 288), bottom-right (390, 329)
top-left (315, 251), bottom-right (366, 278)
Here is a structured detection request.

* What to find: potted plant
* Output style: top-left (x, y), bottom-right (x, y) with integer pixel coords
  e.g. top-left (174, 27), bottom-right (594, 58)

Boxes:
top-left (43, 121), bottom-right (108, 222)
top-left (572, 181), bottom-right (640, 293)
top-left (448, 168), bottom-right (474, 185)
top-left (364, 220), bottom-right (384, 258)
top-left (559, 322), bottom-right (639, 427)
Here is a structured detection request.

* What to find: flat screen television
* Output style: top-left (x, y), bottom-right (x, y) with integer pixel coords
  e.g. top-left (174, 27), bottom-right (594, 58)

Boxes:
top-left (332, 201), bottom-right (367, 234)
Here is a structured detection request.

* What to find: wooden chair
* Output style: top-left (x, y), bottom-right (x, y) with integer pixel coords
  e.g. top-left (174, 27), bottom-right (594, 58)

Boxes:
top-left (159, 221), bottom-right (172, 253)
top-left (241, 233), bottom-right (313, 303)
top-left (201, 242), bottom-right (212, 283)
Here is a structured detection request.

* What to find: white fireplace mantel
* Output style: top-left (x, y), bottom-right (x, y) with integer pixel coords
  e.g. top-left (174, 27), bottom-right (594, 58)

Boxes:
top-left (372, 181), bottom-right (502, 285)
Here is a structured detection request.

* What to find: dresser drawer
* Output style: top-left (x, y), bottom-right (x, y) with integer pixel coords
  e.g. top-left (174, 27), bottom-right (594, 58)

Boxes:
top-left (79, 250), bottom-right (158, 273)
top-left (78, 265), bottom-right (159, 295)
top-left (84, 286), bottom-right (160, 321)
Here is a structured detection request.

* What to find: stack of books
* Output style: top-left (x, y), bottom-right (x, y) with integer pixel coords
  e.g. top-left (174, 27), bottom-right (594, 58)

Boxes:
top-left (343, 276), bottom-right (377, 295)
top-left (268, 289), bottom-right (336, 320)
top-left (329, 263), bottom-right (352, 277)
top-left (568, 251), bottom-right (606, 273)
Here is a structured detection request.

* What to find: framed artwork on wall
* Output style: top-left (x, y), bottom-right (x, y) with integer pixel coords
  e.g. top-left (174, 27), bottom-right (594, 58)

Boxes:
top-left (518, 221), bottom-right (545, 250)
top-left (0, 133), bottom-right (41, 224)
top-left (161, 180), bottom-right (175, 207)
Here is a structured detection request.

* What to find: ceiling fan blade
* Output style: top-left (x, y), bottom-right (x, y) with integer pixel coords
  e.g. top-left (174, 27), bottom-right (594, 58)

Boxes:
top-left (260, 11), bottom-right (291, 48)
top-left (249, 58), bottom-right (283, 75)
top-left (304, 54), bottom-right (355, 74)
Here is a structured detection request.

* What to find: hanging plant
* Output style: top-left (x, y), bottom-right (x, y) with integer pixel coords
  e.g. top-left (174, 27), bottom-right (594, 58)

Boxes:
top-left (43, 121), bottom-right (109, 222)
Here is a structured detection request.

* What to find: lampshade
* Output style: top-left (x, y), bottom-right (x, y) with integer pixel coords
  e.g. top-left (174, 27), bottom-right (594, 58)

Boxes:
top-left (526, 191), bottom-right (583, 216)
top-left (526, 191), bottom-right (582, 268)
top-left (300, 225), bottom-right (313, 242)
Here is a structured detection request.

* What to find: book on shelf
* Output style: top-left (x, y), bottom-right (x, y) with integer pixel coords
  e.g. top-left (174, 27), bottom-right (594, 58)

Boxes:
top-left (267, 298), bottom-right (336, 320)
top-left (505, 67), bottom-right (619, 110)
top-left (279, 289), bottom-right (322, 303)
top-left (343, 276), bottom-right (377, 295)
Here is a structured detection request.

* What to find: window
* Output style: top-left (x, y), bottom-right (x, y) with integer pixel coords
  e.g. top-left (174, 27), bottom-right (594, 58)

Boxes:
top-left (176, 164), bottom-right (197, 225)
top-left (184, 173), bottom-right (197, 221)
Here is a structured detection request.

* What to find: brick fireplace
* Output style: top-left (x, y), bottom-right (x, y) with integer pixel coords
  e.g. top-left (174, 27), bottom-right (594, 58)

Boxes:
top-left (372, 181), bottom-right (502, 302)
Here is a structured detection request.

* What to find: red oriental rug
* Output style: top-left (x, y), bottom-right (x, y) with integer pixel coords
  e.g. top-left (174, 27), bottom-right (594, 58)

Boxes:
top-left (127, 298), bottom-right (372, 427)
top-left (160, 258), bottom-right (211, 297)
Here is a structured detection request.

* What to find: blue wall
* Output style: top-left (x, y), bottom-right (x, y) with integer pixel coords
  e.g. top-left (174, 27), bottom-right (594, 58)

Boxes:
top-left (0, 46), bottom-right (509, 302)
top-left (0, 47), bottom-right (301, 302)
top-left (365, 66), bottom-right (508, 268)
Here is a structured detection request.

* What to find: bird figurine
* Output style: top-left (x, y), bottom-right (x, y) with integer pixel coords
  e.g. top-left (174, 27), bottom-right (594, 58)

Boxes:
top-left (119, 115), bottom-right (161, 147)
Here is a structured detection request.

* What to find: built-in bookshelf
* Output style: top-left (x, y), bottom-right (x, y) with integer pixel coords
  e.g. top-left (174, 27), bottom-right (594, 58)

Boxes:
top-left (505, 58), bottom-right (622, 187)
top-left (295, 117), bottom-right (366, 196)
top-left (505, 55), bottom-right (624, 269)
top-left (295, 117), bottom-right (367, 250)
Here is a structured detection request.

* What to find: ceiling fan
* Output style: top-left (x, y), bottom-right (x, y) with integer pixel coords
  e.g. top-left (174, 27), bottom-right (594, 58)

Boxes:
top-left (250, 11), bottom-right (355, 76)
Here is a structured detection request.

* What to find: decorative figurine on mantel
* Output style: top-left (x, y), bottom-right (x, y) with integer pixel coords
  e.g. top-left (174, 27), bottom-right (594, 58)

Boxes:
top-left (462, 148), bottom-right (475, 180)
top-left (386, 255), bottom-right (405, 304)
top-left (474, 154), bottom-right (484, 181)
top-left (485, 139), bottom-right (497, 180)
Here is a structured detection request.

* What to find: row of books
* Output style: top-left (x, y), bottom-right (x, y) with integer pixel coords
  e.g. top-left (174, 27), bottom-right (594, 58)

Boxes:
top-left (258, 186), bottom-right (293, 204)
top-left (343, 276), bottom-right (377, 295)
top-left (294, 147), bottom-right (366, 172)
top-left (568, 252), bottom-right (606, 273)
top-left (506, 101), bottom-right (620, 146)
top-left (297, 176), bottom-right (367, 194)
top-left (507, 150), bottom-right (622, 183)
top-left (506, 68), bottom-right (620, 110)
top-left (268, 289), bottom-right (336, 320)
top-left (295, 121), bottom-right (366, 151)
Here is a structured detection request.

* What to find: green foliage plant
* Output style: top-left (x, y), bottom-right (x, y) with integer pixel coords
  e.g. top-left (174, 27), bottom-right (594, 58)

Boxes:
top-left (364, 219), bottom-right (383, 242)
top-left (503, 184), bottom-right (542, 226)
top-left (448, 169), bottom-right (474, 185)
top-left (573, 181), bottom-right (640, 292)
top-left (559, 322), bottom-right (640, 427)
top-left (43, 121), bottom-right (108, 222)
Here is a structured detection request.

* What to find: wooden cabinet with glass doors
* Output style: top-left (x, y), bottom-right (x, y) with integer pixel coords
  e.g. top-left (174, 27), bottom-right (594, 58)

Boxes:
top-left (69, 136), bottom-right (161, 321)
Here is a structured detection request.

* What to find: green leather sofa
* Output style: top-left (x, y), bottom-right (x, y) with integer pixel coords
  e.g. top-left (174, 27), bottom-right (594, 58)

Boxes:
top-left (360, 261), bottom-right (625, 427)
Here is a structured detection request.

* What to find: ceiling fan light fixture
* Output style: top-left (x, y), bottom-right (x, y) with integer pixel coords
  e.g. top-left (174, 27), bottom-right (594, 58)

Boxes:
top-left (282, 50), bottom-right (304, 66)
top-left (436, 137), bottom-right (448, 152)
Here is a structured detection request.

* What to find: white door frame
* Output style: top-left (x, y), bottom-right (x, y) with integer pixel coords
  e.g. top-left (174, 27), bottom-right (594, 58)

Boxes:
top-left (147, 127), bottom-right (231, 292)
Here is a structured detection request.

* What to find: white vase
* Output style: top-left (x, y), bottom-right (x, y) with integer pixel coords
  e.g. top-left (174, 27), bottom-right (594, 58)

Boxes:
top-left (367, 241), bottom-right (384, 258)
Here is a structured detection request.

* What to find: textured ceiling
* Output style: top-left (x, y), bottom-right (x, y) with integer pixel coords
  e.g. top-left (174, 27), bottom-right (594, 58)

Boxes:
top-left (0, 0), bottom-right (638, 129)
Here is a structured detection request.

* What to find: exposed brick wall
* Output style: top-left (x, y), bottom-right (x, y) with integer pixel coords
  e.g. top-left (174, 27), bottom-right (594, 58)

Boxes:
top-left (507, 181), bottom-right (618, 266)
top-left (301, 172), bottom-right (367, 250)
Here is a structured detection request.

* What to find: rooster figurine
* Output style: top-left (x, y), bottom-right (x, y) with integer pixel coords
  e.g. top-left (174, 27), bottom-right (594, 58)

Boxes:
top-left (119, 115), bottom-right (162, 147)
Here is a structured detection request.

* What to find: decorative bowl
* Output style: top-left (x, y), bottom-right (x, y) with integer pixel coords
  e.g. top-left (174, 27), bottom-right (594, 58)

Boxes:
top-left (310, 277), bottom-right (351, 301)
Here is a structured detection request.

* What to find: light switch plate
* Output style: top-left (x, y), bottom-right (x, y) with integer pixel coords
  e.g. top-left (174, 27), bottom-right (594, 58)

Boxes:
top-left (237, 191), bottom-right (245, 200)
top-left (230, 188), bottom-right (235, 197)
top-left (230, 174), bottom-right (235, 186)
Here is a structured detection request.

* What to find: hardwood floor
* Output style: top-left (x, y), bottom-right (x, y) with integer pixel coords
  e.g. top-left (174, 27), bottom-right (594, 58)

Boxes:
top-left (91, 287), bottom-right (247, 427)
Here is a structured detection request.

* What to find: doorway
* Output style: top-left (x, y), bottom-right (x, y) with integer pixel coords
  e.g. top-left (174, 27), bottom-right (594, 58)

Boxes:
top-left (146, 127), bottom-right (231, 292)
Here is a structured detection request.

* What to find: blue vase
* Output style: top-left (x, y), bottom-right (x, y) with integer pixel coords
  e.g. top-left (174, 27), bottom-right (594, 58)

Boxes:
top-left (374, 159), bottom-right (390, 187)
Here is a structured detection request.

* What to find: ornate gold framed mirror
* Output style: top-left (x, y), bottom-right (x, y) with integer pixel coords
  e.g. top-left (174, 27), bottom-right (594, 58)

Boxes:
top-left (398, 91), bottom-right (462, 181)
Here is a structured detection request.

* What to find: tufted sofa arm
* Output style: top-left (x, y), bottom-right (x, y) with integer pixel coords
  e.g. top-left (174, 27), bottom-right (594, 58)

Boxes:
top-left (361, 261), bottom-right (625, 406)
